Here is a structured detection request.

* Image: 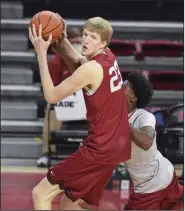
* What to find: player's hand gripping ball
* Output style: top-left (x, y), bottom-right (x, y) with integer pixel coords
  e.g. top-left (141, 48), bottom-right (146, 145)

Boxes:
top-left (29, 10), bottom-right (64, 45)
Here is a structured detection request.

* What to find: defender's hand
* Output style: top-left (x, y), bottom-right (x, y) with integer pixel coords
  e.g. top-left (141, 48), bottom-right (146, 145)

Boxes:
top-left (56, 13), bottom-right (67, 39)
top-left (51, 14), bottom-right (67, 54)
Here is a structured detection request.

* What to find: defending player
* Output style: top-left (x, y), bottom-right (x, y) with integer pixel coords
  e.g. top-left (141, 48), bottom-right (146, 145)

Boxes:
top-left (123, 72), bottom-right (184, 210)
top-left (29, 17), bottom-right (131, 210)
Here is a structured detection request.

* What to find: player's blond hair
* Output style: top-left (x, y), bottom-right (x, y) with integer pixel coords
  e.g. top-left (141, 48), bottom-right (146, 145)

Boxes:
top-left (83, 17), bottom-right (113, 47)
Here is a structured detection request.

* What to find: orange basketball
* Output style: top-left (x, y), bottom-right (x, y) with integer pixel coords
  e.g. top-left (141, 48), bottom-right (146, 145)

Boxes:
top-left (30, 11), bottom-right (64, 44)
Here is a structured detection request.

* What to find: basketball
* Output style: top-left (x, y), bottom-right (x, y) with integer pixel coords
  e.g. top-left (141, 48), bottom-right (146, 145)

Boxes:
top-left (30, 11), bottom-right (64, 44)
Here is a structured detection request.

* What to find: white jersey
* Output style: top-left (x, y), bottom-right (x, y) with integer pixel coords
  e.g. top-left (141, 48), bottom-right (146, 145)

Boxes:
top-left (124, 108), bottom-right (174, 193)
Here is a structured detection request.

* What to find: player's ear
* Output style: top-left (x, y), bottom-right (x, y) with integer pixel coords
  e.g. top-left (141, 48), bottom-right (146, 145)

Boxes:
top-left (131, 96), bottom-right (137, 104)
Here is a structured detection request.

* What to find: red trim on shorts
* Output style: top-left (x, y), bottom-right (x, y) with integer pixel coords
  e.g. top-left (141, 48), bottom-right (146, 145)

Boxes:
top-left (47, 172), bottom-right (77, 203)
top-left (47, 171), bottom-right (98, 206)
top-left (47, 171), bottom-right (64, 190)
top-left (64, 189), bottom-right (76, 202)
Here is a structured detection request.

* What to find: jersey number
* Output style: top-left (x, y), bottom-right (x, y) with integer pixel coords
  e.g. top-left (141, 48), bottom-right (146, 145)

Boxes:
top-left (109, 60), bottom-right (123, 93)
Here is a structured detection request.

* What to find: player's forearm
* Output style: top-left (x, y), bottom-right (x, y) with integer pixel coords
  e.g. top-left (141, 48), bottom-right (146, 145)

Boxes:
top-left (58, 38), bottom-right (87, 72)
top-left (130, 125), bottom-right (153, 151)
top-left (62, 55), bottom-right (88, 74)
top-left (37, 54), bottom-right (56, 103)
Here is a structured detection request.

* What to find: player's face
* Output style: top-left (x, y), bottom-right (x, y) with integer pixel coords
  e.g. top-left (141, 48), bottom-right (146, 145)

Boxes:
top-left (82, 28), bottom-right (106, 58)
top-left (124, 80), bottom-right (137, 105)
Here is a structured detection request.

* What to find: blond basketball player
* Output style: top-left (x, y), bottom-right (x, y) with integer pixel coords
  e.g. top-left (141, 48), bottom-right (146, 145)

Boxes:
top-left (29, 17), bottom-right (131, 210)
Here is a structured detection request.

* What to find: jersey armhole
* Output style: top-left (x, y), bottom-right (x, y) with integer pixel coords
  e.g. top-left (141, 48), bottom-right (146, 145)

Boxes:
top-left (83, 62), bottom-right (105, 97)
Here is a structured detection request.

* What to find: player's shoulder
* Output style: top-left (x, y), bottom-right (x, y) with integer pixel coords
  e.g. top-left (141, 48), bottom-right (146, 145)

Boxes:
top-left (48, 54), bottom-right (67, 72)
top-left (136, 109), bottom-right (155, 120)
top-left (106, 48), bottom-right (116, 59)
top-left (82, 60), bottom-right (102, 69)
top-left (139, 109), bottom-right (156, 125)
top-left (49, 54), bottom-right (61, 64)
top-left (133, 109), bottom-right (156, 128)
top-left (79, 60), bottom-right (103, 74)
top-left (89, 49), bottom-right (116, 70)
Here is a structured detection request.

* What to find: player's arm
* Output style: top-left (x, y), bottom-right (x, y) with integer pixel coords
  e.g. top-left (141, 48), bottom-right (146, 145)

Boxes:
top-left (130, 125), bottom-right (155, 151)
top-left (52, 16), bottom-right (88, 72)
top-left (37, 55), bottom-right (98, 103)
top-left (29, 24), bottom-right (91, 102)
top-left (52, 37), bottom-right (88, 73)
top-left (130, 113), bottom-right (156, 151)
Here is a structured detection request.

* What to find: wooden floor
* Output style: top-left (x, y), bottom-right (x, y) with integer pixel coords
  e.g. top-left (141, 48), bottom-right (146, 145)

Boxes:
top-left (1, 165), bottom-right (183, 210)
top-left (1, 166), bottom-right (126, 210)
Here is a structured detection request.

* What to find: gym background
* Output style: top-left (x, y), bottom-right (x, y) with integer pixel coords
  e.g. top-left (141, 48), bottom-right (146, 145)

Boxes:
top-left (1, 0), bottom-right (184, 210)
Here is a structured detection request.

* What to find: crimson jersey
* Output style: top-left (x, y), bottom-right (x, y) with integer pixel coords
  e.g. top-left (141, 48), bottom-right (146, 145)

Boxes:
top-left (48, 55), bottom-right (71, 86)
top-left (82, 49), bottom-right (131, 164)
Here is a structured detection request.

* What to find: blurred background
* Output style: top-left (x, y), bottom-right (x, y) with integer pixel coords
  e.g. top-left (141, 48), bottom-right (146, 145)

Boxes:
top-left (1, 0), bottom-right (184, 210)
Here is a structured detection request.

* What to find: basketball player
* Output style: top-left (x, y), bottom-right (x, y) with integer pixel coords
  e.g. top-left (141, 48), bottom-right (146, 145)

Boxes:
top-left (29, 17), bottom-right (131, 210)
top-left (123, 72), bottom-right (184, 210)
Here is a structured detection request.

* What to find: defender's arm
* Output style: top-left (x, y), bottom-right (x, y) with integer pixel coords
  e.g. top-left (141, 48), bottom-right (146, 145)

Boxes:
top-left (130, 113), bottom-right (156, 151)
top-left (53, 38), bottom-right (88, 73)
top-left (130, 125), bottom-right (155, 151)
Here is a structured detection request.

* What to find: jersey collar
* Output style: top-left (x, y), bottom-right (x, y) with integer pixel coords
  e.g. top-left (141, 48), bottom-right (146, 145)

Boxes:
top-left (128, 108), bottom-right (138, 119)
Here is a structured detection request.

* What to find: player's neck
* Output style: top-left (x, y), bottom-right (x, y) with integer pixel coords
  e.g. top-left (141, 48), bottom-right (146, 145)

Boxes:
top-left (128, 105), bottom-right (137, 114)
top-left (96, 48), bottom-right (106, 55)
top-left (89, 48), bottom-right (106, 60)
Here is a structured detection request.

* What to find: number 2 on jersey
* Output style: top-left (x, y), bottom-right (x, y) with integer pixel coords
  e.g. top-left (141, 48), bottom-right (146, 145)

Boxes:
top-left (109, 60), bottom-right (123, 93)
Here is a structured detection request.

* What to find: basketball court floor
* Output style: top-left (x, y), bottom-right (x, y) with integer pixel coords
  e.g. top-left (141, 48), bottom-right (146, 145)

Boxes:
top-left (1, 165), bottom-right (183, 210)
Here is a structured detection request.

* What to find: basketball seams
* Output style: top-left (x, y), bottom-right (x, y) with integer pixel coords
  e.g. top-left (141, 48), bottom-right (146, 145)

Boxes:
top-left (42, 20), bottom-right (63, 36)
top-left (42, 15), bottom-right (53, 33)
top-left (30, 11), bottom-right (64, 44)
